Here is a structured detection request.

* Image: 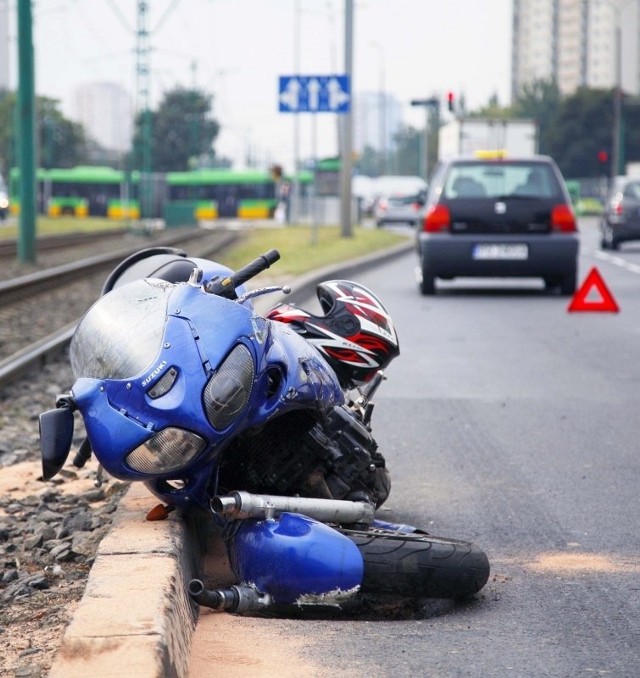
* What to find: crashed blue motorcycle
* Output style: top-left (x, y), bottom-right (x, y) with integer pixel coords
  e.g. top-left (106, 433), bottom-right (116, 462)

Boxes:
top-left (39, 246), bottom-right (490, 613)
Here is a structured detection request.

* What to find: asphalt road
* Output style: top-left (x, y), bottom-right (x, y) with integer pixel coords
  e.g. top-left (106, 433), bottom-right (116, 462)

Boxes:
top-left (190, 216), bottom-right (639, 678)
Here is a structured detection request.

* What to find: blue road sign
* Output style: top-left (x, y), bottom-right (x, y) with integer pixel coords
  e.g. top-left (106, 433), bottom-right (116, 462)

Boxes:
top-left (279, 75), bottom-right (350, 113)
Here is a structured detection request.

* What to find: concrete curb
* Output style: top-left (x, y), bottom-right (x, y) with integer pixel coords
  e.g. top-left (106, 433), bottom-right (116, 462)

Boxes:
top-left (48, 484), bottom-right (203, 678)
top-left (49, 238), bottom-right (414, 677)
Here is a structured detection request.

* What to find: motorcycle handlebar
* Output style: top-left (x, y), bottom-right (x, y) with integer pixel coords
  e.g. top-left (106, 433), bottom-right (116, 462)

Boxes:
top-left (205, 249), bottom-right (280, 298)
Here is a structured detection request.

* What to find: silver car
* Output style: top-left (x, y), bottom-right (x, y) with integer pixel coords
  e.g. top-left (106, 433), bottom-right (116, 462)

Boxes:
top-left (600, 177), bottom-right (640, 250)
top-left (374, 191), bottom-right (426, 227)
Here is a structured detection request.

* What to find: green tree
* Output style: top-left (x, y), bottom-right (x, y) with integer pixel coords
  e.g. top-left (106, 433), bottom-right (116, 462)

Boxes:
top-left (0, 90), bottom-right (88, 172)
top-left (511, 79), bottom-right (562, 154)
top-left (546, 88), bottom-right (613, 178)
top-left (471, 92), bottom-right (508, 119)
top-left (131, 87), bottom-right (220, 172)
top-left (546, 87), bottom-right (640, 178)
top-left (38, 97), bottom-right (88, 168)
top-left (355, 144), bottom-right (384, 177)
top-left (393, 125), bottom-right (422, 176)
top-left (0, 89), bottom-right (16, 175)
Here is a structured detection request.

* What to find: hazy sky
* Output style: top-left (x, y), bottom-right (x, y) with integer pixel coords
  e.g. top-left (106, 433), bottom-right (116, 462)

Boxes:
top-left (9, 0), bottom-right (512, 169)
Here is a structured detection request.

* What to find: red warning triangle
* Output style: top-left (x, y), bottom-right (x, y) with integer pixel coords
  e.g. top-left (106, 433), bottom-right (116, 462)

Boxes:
top-left (567, 267), bottom-right (619, 313)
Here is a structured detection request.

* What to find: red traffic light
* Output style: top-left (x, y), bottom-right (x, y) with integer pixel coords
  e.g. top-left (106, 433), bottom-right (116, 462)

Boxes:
top-left (597, 150), bottom-right (608, 164)
top-left (447, 91), bottom-right (455, 112)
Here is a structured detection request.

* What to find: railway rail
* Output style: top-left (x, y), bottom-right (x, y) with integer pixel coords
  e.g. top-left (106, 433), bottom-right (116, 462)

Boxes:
top-left (0, 228), bottom-right (130, 259)
top-left (0, 228), bottom-right (240, 388)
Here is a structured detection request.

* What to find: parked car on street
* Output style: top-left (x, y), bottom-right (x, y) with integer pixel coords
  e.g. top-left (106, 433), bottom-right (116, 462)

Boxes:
top-left (415, 155), bottom-right (579, 295)
top-left (374, 191), bottom-right (426, 227)
top-left (600, 177), bottom-right (640, 250)
top-left (0, 177), bottom-right (8, 221)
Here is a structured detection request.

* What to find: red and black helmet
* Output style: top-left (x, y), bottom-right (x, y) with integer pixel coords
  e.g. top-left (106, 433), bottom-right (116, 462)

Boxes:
top-left (267, 280), bottom-right (399, 387)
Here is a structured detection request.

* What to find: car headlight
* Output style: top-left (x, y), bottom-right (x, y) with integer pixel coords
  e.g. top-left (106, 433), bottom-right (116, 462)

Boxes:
top-left (125, 427), bottom-right (206, 474)
top-left (204, 344), bottom-right (254, 430)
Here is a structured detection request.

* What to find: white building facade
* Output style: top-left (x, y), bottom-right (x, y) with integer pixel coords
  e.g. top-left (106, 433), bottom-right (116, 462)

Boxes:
top-left (353, 91), bottom-right (404, 156)
top-left (512, 0), bottom-right (640, 97)
top-left (72, 82), bottom-right (133, 153)
top-left (0, 0), bottom-right (9, 91)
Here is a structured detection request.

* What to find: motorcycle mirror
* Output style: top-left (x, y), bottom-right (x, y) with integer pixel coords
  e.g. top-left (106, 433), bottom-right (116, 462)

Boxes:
top-left (39, 407), bottom-right (75, 480)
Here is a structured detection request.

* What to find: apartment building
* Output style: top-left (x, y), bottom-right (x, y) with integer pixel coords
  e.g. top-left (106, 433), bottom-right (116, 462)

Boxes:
top-left (72, 82), bottom-right (133, 153)
top-left (353, 91), bottom-right (403, 156)
top-left (512, 0), bottom-right (640, 97)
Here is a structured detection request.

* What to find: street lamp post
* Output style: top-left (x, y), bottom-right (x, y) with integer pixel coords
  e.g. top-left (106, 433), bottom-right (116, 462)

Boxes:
top-left (600, 0), bottom-right (639, 181)
top-left (410, 97), bottom-right (439, 181)
top-left (369, 42), bottom-right (386, 175)
top-left (611, 6), bottom-right (623, 181)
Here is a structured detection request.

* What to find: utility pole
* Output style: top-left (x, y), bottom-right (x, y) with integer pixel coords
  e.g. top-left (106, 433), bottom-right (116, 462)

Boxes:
top-left (410, 97), bottom-right (439, 182)
top-left (136, 1), bottom-right (152, 220)
top-left (339, 0), bottom-right (354, 238)
top-left (17, 0), bottom-right (36, 263)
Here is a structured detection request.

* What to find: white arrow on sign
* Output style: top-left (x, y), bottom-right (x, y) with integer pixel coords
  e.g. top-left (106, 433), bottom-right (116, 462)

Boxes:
top-left (307, 78), bottom-right (321, 111)
top-left (279, 78), bottom-right (301, 110)
top-left (328, 78), bottom-right (350, 110)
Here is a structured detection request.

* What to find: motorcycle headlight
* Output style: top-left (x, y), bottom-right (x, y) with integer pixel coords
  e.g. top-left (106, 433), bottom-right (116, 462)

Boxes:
top-left (125, 427), bottom-right (206, 474)
top-left (204, 344), bottom-right (254, 430)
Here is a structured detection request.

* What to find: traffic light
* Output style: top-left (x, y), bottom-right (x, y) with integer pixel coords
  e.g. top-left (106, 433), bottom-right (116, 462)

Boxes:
top-left (597, 150), bottom-right (608, 175)
top-left (447, 91), bottom-right (455, 113)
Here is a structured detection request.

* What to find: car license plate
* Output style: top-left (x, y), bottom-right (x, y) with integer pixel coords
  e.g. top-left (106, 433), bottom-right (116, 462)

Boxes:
top-left (472, 244), bottom-right (529, 260)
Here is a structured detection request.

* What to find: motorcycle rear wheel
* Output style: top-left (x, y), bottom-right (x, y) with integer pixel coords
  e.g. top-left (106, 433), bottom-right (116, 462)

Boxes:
top-left (341, 527), bottom-right (490, 600)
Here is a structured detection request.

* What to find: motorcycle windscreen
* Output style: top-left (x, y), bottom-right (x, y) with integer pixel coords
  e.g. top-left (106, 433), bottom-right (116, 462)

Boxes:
top-left (70, 278), bottom-right (173, 380)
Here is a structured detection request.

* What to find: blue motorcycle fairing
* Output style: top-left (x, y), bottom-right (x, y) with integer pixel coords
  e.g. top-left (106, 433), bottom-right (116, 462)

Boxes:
top-left (229, 512), bottom-right (363, 604)
top-left (69, 280), bottom-right (345, 505)
top-left (71, 377), bottom-right (164, 481)
top-left (247, 319), bottom-right (344, 425)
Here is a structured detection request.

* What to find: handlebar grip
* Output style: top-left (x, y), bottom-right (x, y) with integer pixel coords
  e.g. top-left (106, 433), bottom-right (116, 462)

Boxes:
top-left (206, 249), bottom-right (280, 298)
top-left (231, 249), bottom-right (280, 287)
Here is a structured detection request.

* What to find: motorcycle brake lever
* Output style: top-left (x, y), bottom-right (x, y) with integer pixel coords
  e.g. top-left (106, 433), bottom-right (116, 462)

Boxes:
top-left (236, 285), bottom-right (291, 304)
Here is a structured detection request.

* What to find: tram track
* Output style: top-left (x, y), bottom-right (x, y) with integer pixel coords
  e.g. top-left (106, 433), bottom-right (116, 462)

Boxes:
top-left (0, 238), bottom-right (414, 676)
top-left (0, 227), bottom-right (216, 305)
top-left (0, 228), bottom-right (240, 389)
top-left (0, 228), bottom-right (130, 259)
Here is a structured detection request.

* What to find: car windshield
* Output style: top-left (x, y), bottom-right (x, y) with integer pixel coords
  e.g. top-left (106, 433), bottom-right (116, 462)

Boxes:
top-left (444, 162), bottom-right (560, 200)
top-left (70, 278), bottom-right (173, 379)
top-left (389, 195), bottom-right (419, 205)
top-left (622, 181), bottom-right (640, 199)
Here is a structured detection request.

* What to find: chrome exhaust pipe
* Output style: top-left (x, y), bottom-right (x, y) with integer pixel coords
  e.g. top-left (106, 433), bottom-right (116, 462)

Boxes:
top-left (188, 579), bottom-right (272, 612)
top-left (211, 490), bottom-right (375, 524)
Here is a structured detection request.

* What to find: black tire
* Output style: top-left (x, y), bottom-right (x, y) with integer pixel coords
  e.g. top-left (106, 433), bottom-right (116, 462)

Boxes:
top-left (560, 269), bottom-right (577, 296)
top-left (420, 269), bottom-right (436, 295)
top-left (601, 224), bottom-right (619, 251)
top-left (544, 276), bottom-right (560, 292)
top-left (341, 527), bottom-right (490, 600)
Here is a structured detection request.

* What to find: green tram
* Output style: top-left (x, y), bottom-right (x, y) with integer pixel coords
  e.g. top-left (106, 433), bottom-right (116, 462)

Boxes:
top-left (165, 168), bottom-right (313, 222)
top-left (9, 166), bottom-right (313, 222)
top-left (10, 166), bottom-right (140, 219)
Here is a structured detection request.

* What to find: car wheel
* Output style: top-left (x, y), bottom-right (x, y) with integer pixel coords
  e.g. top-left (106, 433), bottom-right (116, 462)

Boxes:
top-left (560, 269), bottom-right (577, 296)
top-left (420, 270), bottom-right (436, 295)
top-left (602, 224), bottom-right (619, 250)
top-left (544, 276), bottom-right (560, 292)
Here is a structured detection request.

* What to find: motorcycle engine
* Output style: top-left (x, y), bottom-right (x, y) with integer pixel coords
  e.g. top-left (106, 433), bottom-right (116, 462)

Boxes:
top-left (217, 405), bottom-right (390, 508)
